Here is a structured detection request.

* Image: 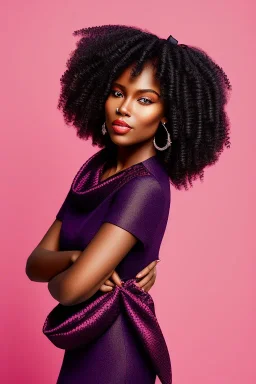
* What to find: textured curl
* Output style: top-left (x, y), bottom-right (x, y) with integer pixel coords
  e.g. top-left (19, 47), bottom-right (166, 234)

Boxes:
top-left (57, 24), bottom-right (232, 190)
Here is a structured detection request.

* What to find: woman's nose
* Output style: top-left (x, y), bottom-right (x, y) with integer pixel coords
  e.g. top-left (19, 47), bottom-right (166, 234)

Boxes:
top-left (118, 101), bottom-right (131, 116)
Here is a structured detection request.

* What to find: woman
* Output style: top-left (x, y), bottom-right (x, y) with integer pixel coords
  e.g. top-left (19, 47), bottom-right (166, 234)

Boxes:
top-left (26, 24), bottom-right (232, 384)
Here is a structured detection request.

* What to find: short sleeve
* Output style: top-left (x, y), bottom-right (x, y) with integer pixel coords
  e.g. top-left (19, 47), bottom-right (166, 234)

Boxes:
top-left (103, 176), bottom-right (165, 247)
top-left (56, 187), bottom-right (72, 222)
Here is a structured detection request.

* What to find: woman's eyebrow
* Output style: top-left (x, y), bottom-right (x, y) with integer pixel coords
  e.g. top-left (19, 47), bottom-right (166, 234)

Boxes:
top-left (112, 82), bottom-right (160, 97)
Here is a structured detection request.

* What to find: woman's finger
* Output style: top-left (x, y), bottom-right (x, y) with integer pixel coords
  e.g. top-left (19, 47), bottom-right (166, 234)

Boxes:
top-left (135, 259), bottom-right (160, 279)
top-left (99, 283), bottom-right (113, 292)
top-left (141, 274), bottom-right (156, 292)
top-left (104, 279), bottom-right (115, 287)
top-left (135, 266), bottom-right (157, 289)
top-left (110, 270), bottom-right (123, 287)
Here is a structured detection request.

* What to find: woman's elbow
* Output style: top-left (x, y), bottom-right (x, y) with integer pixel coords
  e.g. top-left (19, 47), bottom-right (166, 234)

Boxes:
top-left (62, 295), bottom-right (89, 306)
top-left (47, 272), bottom-right (81, 306)
top-left (63, 286), bottom-right (92, 306)
top-left (48, 275), bottom-right (91, 306)
top-left (47, 279), bottom-right (65, 305)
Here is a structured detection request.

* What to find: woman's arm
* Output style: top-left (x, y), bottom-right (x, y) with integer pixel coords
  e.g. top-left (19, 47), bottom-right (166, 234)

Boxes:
top-left (48, 176), bottom-right (165, 306)
top-left (48, 222), bottom-right (138, 306)
top-left (25, 219), bottom-right (80, 282)
top-left (71, 252), bottom-right (159, 293)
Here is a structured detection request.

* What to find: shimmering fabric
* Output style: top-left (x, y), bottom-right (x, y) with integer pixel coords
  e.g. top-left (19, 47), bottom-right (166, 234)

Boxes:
top-left (70, 148), bottom-right (152, 213)
top-left (43, 148), bottom-right (172, 383)
top-left (43, 279), bottom-right (171, 383)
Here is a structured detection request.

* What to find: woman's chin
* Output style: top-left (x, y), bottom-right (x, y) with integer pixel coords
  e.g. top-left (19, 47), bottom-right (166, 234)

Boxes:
top-left (108, 133), bottom-right (133, 146)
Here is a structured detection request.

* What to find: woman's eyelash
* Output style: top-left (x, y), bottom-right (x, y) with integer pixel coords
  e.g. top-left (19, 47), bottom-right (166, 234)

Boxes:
top-left (110, 90), bottom-right (153, 104)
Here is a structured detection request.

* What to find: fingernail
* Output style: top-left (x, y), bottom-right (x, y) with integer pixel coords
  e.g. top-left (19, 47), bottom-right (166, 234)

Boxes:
top-left (156, 259), bottom-right (161, 263)
top-left (137, 273), bottom-right (141, 277)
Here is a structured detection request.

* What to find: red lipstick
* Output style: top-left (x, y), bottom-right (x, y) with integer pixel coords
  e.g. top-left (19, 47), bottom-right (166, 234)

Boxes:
top-left (112, 119), bottom-right (131, 128)
top-left (112, 119), bottom-right (131, 134)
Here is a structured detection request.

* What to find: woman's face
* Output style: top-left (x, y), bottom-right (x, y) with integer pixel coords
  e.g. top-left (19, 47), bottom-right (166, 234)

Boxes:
top-left (104, 60), bottom-right (167, 148)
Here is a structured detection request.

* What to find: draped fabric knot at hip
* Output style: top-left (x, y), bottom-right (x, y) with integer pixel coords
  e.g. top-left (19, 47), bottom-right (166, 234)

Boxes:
top-left (42, 278), bottom-right (172, 384)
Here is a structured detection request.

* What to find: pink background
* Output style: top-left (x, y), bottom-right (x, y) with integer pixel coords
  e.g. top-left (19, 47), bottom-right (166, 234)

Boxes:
top-left (1, 1), bottom-right (254, 383)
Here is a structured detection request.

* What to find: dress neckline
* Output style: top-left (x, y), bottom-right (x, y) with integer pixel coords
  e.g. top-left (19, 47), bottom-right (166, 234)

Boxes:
top-left (98, 154), bottom-right (158, 184)
top-left (70, 148), bottom-right (155, 212)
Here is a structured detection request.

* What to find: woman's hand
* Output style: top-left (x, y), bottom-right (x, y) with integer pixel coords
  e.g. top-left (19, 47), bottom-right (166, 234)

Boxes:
top-left (99, 259), bottom-right (161, 293)
top-left (134, 259), bottom-right (161, 292)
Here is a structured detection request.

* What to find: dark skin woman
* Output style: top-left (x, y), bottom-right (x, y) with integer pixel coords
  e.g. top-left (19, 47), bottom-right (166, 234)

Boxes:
top-left (25, 25), bottom-right (232, 384)
top-left (25, 62), bottom-right (165, 299)
top-left (26, 24), bottom-right (231, 306)
top-left (67, 59), bottom-right (167, 297)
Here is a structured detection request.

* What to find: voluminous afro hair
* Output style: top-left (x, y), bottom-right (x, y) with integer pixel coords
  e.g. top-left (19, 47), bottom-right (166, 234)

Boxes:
top-left (57, 24), bottom-right (232, 190)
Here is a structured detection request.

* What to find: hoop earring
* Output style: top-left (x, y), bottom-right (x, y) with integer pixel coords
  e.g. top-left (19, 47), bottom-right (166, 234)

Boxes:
top-left (153, 122), bottom-right (172, 151)
top-left (102, 122), bottom-right (107, 135)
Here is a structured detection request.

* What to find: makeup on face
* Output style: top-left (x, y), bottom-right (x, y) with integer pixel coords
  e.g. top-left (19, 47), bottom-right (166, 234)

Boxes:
top-left (111, 82), bottom-right (161, 104)
top-left (105, 62), bottom-right (166, 141)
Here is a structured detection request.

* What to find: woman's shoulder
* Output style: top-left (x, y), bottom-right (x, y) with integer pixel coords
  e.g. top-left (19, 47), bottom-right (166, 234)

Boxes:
top-left (141, 156), bottom-right (170, 195)
top-left (117, 172), bottom-right (164, 198)
top-left (111, 155), bottom-right (170, 203)
top-left (108, 171), bottom-right (167, 219)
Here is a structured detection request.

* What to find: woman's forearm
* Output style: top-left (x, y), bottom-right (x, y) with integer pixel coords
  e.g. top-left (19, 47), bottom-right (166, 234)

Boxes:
top-left (48, 267), bottom-right (115, 306)
top-left (25, 248), bottom-right (79, 283)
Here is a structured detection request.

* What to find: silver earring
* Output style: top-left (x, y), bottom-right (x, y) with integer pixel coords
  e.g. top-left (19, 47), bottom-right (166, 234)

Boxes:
top-left (102, 122), bottom-right (107, 135)
top-left (153, 122), bottom-right (172, 151)
top-left (102, 108), bottom-right (119, 135)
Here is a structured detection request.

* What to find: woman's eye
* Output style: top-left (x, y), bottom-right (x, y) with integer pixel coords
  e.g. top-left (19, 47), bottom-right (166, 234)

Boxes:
top-left (110, 90), bottom-right (122, 97)
top-left (139, 97), bottom-right (153, 105)
top-left (110, 90), bottom-right (153, 105)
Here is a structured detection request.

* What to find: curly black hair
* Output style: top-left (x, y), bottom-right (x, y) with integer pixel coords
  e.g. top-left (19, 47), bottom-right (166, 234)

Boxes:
top-left (57, 24), bottom-right (232, 190)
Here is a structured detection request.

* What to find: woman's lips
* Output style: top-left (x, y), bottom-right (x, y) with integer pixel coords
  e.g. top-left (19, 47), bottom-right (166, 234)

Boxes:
top-left (112, 124), bottom-right (131, 134)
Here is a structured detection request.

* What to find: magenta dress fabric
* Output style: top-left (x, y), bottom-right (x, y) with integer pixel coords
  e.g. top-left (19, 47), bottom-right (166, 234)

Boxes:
top-left (42, 148), bottom-right (172, 383)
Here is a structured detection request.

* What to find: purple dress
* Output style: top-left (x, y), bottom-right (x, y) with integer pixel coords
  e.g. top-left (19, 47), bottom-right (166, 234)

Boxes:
top-left (43, 148), bottom-right (172, 383)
